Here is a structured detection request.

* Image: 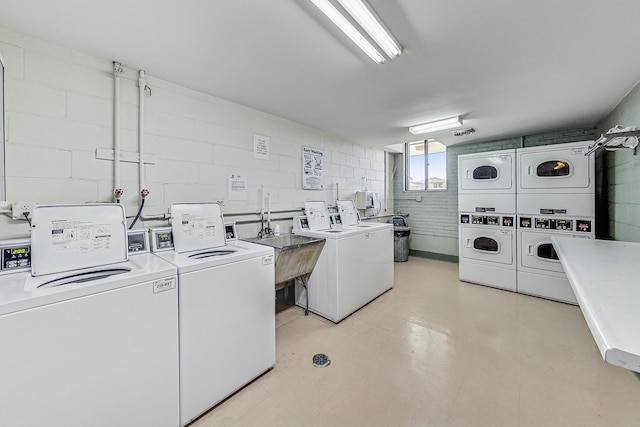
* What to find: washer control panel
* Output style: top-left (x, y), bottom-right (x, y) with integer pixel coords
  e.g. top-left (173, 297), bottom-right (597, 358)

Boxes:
top-left (127, 230), bottom-right (149, 254)
top-left (518, 216), bottom-right (591, 232)
top-left (460, 214), bottom-right (514, 227)
top-left (0, 239), bottom-right (31, 274)
top-left (149, 227), bottom-right (175, 252)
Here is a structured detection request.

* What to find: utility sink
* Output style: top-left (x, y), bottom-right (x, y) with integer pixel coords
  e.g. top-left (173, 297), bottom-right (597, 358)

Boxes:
top-left (244, 234), bottom-right (326, 285)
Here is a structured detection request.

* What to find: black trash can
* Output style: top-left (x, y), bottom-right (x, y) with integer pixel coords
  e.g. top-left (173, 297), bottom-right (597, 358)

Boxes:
top-left (388, 217), bottom-right (410, 262)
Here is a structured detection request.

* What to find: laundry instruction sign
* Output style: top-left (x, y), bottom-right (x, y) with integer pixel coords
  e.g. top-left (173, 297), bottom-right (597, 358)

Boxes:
top-left (302, 146), bottom-right (323, 190)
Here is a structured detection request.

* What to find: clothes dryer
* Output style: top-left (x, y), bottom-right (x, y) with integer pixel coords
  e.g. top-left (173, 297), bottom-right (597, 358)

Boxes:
top-left (292, 201), bottom-right (393, 323)
top-left (0, 205), bottom-right (179, 427)
top-left (458, 148), bottom-right (516, 214)
top-left (459, 213), bottom-right (517, 291)
top-left (517, 214), bottom-right (594, 304)
top-left (517, 141), bottom-right (595, 217)
top-left (150, 202), bottom-right (275, 427)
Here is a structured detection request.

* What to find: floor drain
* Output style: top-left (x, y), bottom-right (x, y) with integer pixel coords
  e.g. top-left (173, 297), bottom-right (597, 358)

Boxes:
top-left (312, 353), bottom-right (331, 368)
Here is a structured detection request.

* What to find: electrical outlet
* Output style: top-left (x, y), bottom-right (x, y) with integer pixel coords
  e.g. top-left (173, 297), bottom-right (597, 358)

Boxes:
top-left (11, 202), bottom-right (37, 220)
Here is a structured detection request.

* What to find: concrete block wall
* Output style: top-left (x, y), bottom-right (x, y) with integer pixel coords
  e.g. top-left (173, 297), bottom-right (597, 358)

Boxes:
top-left (597, 80), bottom-right (640, 241)
top-left (393, 128), bottom-right (598, 259)
top-left (0, 27), bottom-right (388, 239)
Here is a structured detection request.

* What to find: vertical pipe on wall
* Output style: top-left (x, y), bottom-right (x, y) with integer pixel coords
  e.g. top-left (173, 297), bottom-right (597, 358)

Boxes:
top-left (112, 61), bottom-right (123, 200)
top-left (138, 70), bottom-right (146, 191)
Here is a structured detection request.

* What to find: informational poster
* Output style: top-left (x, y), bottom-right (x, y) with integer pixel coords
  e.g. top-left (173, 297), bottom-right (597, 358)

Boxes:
top-left (253, 134), bottom-right (270, 160)
top-left (228, 174), bottom-right (248, 201)
top-left (302, 146), bottom-right (324, 190)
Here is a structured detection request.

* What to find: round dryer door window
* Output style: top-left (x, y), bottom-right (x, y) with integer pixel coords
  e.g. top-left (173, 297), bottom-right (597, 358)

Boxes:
top-left (536, 243), bottom-right (559, 261)
top-left (473, 165), bottom-right (498, 180)
top-left (473, 237), bottom-right (499, 252)
top-left (537, 160), bottom-right (570, 177)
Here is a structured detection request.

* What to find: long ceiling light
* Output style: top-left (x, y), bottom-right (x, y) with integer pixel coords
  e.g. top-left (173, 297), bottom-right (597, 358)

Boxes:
top-left (309, 0), bottom-right (398, 64)
top-left (409, 117), bottom-right (463, 135)
top-left (337, 0), bottom-right (402, 58)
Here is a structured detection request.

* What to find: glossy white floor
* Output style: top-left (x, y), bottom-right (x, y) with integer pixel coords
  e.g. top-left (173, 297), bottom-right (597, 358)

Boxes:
top-left (193, 257), bottom-right (640, 427)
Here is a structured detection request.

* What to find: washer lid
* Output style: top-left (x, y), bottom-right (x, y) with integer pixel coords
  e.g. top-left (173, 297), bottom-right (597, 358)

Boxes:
top-left (336, 199), bottom-right (359, 226)
top-left (171, 202), bottom-right (226, 253)
top-left (30, 204), bottom-right (128, 276)
top-left (304, 201), bottom-right (331, 231)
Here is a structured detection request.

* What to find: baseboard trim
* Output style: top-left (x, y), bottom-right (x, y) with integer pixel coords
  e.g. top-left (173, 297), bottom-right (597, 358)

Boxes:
top-left (409, 250), bottom-right (458, 263)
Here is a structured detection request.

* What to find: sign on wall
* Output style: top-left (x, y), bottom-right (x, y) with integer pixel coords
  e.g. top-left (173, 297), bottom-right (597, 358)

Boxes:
top-left (228, 174), bottom-right (248, 200)
top-left (253, 134), bottom-right (270, 160)
top-left (302, 146), bottom-right (323, 190)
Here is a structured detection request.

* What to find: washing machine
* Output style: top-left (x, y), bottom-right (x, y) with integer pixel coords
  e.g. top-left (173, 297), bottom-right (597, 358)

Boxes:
top-left (458, 212), bottom-right (517, 291)
top-left (150, 202), bottom-right (275, 427)
top-left (517, 141), bottom-right (595, 216)
top-left (336, 198), bottom-right (391, 232)
top-left (458, 148), bottom-right (516, 214)
top-left (517, 214), bottom-right (594, 304)
top-left (0, 204), bottom-right (179, 427)
top-left (292, 201), bottom-right (393, 323)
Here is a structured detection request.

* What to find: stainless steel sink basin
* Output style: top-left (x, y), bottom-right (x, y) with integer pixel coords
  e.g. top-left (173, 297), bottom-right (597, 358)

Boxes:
top-left (244, 234), bottom-right (326, 284)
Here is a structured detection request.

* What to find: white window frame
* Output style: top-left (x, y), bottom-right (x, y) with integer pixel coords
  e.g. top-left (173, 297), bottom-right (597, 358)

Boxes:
top-left (404, 140), bottom-right (447, 191)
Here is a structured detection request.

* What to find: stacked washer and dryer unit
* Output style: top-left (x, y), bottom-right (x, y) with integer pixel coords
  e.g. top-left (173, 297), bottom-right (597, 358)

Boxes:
top-left (458, 141), bottom-right (595, 304)
top-left (516, 142), bottom-right (595, 304)
top-left (458, 149), bottom-right (517, 292)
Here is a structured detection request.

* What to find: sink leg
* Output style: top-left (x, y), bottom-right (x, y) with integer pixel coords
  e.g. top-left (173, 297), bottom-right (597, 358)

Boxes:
top-left (301, 275), bottom-right (309, 316)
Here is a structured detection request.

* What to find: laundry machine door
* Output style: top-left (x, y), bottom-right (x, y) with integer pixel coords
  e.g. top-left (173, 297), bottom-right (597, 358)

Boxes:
top-left (460, 227), bottom-right (514, 266)
top-left (519, 231), bottom-right (589, 273)
top-left (518, 145), bottom-right (592, 191)
top-left (458, 151), bottom-right (514, 191)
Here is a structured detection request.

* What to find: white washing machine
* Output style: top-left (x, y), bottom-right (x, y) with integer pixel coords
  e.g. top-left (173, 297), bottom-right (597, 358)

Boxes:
top-left (517, 141), bottom-right (595, 216)
top-left (517, 214), bottom-right (594, 304)
top-left (150, 202), bottom-right (275, 427)
top-left (458, 148), bottom-right (516, 214)
top-left (459, 212), bottom-right (517, 291)
top-left (0, 205), bottom-right (180, 427)
top-left (336, 198), bottom-right (391, 232)
top-left (292, 201), bottom-right (393, 323)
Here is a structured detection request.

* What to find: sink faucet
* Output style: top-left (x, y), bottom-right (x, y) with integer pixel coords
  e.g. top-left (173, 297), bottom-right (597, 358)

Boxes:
top-left (258, 212), bottom-right (273, 238)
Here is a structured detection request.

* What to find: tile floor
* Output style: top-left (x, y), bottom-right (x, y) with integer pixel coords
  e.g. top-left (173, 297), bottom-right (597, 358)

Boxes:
top-left (193, 257), bottom-right (640, 427)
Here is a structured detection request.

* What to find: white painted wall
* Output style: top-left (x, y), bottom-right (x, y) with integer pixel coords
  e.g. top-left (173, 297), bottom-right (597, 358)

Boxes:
top-left (0, 27), bottom-right (388, 240)
top-left (598, 80), bottom-right (640, 241)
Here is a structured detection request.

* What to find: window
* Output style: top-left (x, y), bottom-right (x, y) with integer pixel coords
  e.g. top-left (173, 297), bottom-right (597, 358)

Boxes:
top-left (405, 140), bottom-right (447, 191)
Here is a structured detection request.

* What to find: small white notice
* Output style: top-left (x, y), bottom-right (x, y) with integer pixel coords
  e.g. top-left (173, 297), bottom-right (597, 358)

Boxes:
top-left (254, 134), bottom-right (270, 160)
top-left (228, 174), bottom-right (248, 201)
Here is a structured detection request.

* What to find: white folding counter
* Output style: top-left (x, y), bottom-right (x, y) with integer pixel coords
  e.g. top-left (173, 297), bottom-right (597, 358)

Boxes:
top-left (551, 236), bottom-right (640, 373)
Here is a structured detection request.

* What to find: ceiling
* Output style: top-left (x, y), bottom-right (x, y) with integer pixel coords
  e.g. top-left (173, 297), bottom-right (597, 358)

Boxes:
top-left (1, 0), bottom-right (639, 148)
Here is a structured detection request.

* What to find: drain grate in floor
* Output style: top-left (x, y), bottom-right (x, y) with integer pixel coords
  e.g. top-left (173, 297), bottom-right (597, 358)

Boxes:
top-left (312, 353), bottom-right (331, 368)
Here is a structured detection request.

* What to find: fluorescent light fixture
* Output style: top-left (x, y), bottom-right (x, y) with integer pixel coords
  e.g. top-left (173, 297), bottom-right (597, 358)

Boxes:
top-left (310, 0), bottom-right (386, 64)
top-left (337, 0), bottom-right (402, 58)
top-left (409, 117), bottom-right (463, 135)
